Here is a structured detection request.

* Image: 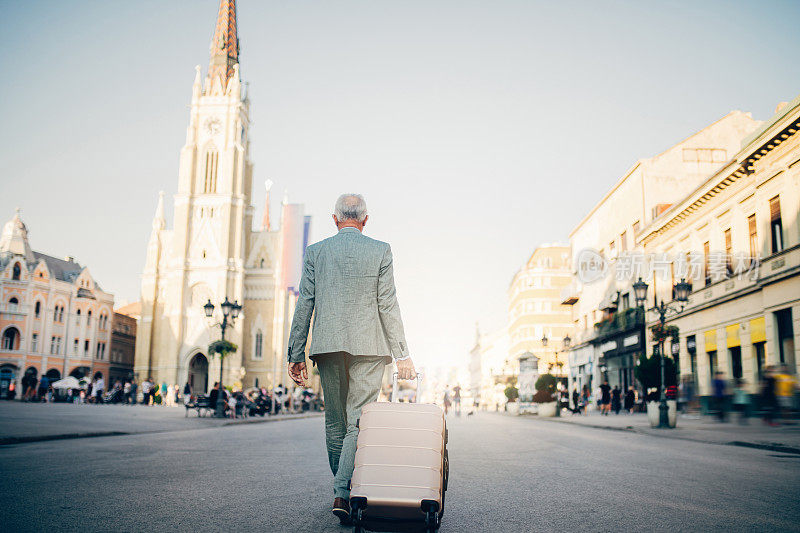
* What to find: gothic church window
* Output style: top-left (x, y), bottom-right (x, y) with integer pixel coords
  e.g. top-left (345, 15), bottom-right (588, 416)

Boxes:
top-left (203, 150), bottom-right (219, 193)
top-left (254, 330), bottom-right (263, 360)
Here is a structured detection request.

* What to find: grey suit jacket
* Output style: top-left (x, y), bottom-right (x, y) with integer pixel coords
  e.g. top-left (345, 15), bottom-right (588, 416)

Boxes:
top-left (287, 227), bottom-right (409, 363)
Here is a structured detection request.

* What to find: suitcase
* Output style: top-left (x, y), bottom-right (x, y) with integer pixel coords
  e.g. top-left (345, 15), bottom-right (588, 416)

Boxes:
top-left (350, 372), bottom-right (449, 533)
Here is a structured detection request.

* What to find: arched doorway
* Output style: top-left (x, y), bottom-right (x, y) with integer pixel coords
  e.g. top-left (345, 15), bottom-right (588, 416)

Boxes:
top-left (45, 369), bottom-right (61, 381)
top-left (0, 364), bottom-right (17, 399)
top-left (188, 353), bottom-right (209, 394)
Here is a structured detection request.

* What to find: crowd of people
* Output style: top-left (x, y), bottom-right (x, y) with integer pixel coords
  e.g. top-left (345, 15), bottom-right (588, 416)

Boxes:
top-left (12, 373), bottom-right (322, 417)
top-left (561, 364), bottom-right (798, 425)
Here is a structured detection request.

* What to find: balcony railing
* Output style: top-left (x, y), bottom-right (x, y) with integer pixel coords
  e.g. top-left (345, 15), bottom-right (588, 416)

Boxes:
top-left (594, 307), bottom-right (644, 338)
top-left (0, 304), bottom-right (28, 317)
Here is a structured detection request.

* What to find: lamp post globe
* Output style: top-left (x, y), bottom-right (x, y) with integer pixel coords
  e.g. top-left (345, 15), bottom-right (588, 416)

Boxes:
top-left (633, 277), bottom-right (648, 307)
top-left (221, 297), bottom-right (233, 317)
top-left (203, 300), bottom-right (215, 318)
top-left (674, 278), bottom-right (691, 302)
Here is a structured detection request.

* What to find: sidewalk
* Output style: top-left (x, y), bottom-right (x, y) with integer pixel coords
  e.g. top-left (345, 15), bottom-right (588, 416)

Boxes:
top-left (0, 401), bottom-right (322, 445)
top-left (527, 409), bottom-right (800, 454)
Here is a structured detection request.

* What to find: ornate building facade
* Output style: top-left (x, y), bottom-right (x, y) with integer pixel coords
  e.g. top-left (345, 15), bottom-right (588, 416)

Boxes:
top-left (0, 210), bottom-right (115, 397)
top-left (134, 1), bottom-right (309, 393)
top-left (641, 96), bottom-right (800, 399)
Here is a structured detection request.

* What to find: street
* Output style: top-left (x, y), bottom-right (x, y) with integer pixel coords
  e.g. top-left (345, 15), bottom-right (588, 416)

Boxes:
top-left (2, 407), bottom-right (799, 532)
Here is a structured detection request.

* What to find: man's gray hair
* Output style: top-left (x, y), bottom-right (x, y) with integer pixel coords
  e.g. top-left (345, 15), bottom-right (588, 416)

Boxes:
top-left (334, 193), bottom-right (368, 222)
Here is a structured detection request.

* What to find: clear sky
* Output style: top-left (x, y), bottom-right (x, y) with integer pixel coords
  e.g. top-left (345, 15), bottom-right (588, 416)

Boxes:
top-left (1, 0), bottom-right (799, 369)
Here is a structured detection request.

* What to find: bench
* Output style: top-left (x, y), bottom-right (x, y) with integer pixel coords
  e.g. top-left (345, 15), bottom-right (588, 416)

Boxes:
top-left (185, 394), bottom-right (215, 417)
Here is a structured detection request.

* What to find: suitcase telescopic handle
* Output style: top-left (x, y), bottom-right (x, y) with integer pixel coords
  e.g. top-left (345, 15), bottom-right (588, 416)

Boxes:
top-left (391, 371), bottom-right (423, 403)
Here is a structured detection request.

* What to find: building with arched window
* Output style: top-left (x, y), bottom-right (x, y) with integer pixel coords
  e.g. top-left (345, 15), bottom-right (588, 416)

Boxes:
top-left (134, 1), bottom-right (313, 393)
top-left (0, 208), bottom-right (115, 398)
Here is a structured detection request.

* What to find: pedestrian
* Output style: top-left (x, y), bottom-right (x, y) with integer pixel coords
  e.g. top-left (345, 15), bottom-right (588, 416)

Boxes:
top-left (775, 365), bottom-right (797, 420)
top-left (624, 386), bottom-right (635, 414)
top-left (123, 381), bottom-right (132, 404)
top-left (761, 367), bottom-right (779, 427)
top-left (732, 379), bottom-right (751, 424)
top-left (611, 385), bottom-right (622, 415)
top-left (286, 193), bottom-right (414, 525)
top-left (712, 371), bottom-right (728, 422)
top-left (37, 375), bottom-right (49, 401)
top-left (599, 381), bottom-right (611, 416)
top-left (160, 381), bottom-right (168, 406)
top-left (443, 388), bottom-right (452, 415)
top-left (141, 378), bottom-right (152, 406)
top-left (183, 381), bottom-right (192, 406)
top-left (228, 390), bottom-right (237, 419)
top-left (571, 388), bottom-right (581, 414)
top-left (94, 375), bottom-right (105, 403)
top-left (453, 385), bottom-right (462, 416)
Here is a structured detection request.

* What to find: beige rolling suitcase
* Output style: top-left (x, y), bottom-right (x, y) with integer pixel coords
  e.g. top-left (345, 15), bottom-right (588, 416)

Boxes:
top-left (350, 373), bottom-right (448, 533)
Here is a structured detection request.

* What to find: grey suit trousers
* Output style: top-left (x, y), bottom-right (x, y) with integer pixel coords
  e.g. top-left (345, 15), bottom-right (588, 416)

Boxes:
top-left (314, 352), bottom-right (386, 499)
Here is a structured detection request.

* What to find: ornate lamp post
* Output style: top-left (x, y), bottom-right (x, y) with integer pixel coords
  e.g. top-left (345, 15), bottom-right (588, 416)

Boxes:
top-left (204, 297), bottom-right (242, 417)
top-left (632, 277), bottom-right (690, 429)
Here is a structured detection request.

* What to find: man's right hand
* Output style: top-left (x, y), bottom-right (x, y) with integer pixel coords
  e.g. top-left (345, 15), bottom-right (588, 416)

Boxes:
top-left (288, 362), bottom-right (308, 386)
top-left (396, 357), bottom-right (416, 381)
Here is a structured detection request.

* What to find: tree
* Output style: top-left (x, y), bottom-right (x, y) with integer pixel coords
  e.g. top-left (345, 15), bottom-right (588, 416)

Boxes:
top-left (504, 385), bottom-right (519, 402)
top-left (535, 374), bottom-right (557, 394)
top-left (634, 351), bottom-right (677, 400)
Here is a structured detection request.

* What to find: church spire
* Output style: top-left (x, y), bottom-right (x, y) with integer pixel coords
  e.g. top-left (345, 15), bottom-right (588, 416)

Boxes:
top-left (208, 0), bottom-right (239, 87)
top-left (261, 179), bottom-right (273, 231)
top-left (151, 191), bottom-right (165, 232)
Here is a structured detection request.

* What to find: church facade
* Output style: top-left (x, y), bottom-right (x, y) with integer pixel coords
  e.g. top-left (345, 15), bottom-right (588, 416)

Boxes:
top-left (134, 0), bottom-right (309, 393)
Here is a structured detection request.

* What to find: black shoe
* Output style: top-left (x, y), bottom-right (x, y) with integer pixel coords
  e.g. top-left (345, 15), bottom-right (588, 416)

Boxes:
top-left (332, 497), bottom-right (351, 525)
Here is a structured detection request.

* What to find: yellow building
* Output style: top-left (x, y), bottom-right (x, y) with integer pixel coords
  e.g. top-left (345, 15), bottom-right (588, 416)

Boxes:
top-left (508, 244), bottom-right (573, 379)
top-left (640, 96), bottom-right (800, 398)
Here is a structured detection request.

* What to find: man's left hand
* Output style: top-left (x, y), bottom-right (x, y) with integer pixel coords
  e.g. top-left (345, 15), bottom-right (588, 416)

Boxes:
top-left (289, 362), bottom-right (308, 386)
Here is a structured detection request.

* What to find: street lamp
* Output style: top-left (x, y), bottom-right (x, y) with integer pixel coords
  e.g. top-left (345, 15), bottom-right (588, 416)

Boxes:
top-left (204, 297), bottom-right (243, 417)
top-left (633, 277), bottom-right (690, 428)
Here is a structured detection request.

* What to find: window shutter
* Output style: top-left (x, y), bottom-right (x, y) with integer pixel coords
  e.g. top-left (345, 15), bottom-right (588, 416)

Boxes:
top-left (770, 196), bottom-right (781, 222)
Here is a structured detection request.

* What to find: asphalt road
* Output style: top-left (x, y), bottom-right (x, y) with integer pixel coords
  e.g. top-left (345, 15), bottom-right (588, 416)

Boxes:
top-left (1, 411), bottom-right (799, 532)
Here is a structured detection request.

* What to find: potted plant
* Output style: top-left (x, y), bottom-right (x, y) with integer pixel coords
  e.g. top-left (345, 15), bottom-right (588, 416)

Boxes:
top-left (504, 385), bottom-right (519, 414)
top-left (634, 350), bottom-right (678, 427)
top-left (533, 374), bottom-right (558, 417)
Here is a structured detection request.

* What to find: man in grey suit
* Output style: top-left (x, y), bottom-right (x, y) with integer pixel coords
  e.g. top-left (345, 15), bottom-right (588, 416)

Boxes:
top-left (287, 193), bottom-right (416, 524)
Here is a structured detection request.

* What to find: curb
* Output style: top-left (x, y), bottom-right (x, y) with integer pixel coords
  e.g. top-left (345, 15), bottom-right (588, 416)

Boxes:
top-left (0, 412), bottom-right (323, 446)
top-left (525, 415), bottom-right (800, 455)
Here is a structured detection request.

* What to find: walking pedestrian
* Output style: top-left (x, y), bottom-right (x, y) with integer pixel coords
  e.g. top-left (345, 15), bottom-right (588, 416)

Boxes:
top-left (443, 388), bottom-right (452, 415)
top-left (775, 365), bottom-right (797, 420)
top-left (131, 380), bottom-right (138, 405)
top-left (571, 388), bottom-right (581, 414)
top-left (599, 381), bottom-right (611, 416)
top-left (712, 371), bottom-right (727, 422)
top-left (624, 386), bottom-right (635, 414)
top-left (611, 385), bottom-right (622, 415)
top-left (761, 367), bottom-right (779, 427)
top-left (123, 381), bottom-right (132, 404)
top-left (732, 379), bottom-right (751, 424)
top-left (37, 375), bottom-right (49, 401)
top-left (453, 385), bottom-right (462, 416)
top-left (286, 193), bottom-right (414, 525)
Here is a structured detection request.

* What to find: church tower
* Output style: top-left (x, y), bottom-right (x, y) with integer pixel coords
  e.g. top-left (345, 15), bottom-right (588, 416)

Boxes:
top-left (135, 0), bottom-right (306, 392)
